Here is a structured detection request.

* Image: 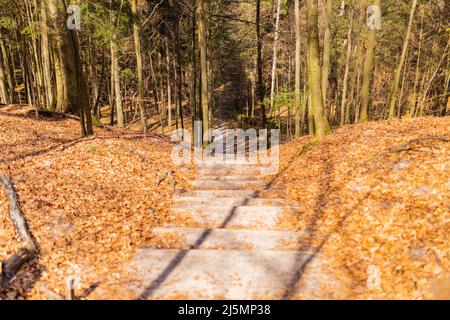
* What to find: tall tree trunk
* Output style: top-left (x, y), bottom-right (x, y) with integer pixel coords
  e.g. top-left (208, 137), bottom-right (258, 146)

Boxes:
top-left (130, 0), bottom-right (147, 132)
top-left (40, 1), bottom-right (54, 109)
top-left (256, 0), bottom-right (266, 126)
top-left (388, 0), bottom-right (417, 118)
top-left (321, 0), bottom-right (332, 113)
top-left (340, 6), bottom-right (354, 126)
top-left (191, 2), bottom-right (198, 123)
top-left (269, 0), bottom-right (282, 111)
top-left (149, 54), bottom-right (164, 132)
top-left (407, 10), bottom-right (424, 117)
top-left (46, 0), bottom-right (93, 135)
top-left (197, 0), bottom-right (209, 142)
top-left (294, 0), bottom-right (302, 137)
top-left (165, 37), bottom-right (172, 129)
top-left (307, 0), bottom-right (329, 139)
top-left (111, 40), bottom-right (124, 127)
top-left (360, 0), bottom-right (381, 122)
top-left (0, 34), bottom-right (8, 104)
top-left (0, 38), bottom-right (13, 103)
top-left (0, 35), bottom-right (9, 104)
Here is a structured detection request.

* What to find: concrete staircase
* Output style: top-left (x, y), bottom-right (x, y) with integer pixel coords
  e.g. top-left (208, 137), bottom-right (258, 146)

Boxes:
top-left (131, 161), bottom-right (319, 300)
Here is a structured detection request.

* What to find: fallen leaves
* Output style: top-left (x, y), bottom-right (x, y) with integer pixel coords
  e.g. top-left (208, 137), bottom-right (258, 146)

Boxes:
top-left (0, 106), bottom-right (194, 299)
top-left (268, 117), bottom-right (450, 299)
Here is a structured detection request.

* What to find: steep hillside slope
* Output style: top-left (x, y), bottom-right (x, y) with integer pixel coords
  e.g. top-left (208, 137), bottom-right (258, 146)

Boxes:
top-left (0, 106), bottom-right (193, 299)
top-left (264, 117), bottom-right (449, 299)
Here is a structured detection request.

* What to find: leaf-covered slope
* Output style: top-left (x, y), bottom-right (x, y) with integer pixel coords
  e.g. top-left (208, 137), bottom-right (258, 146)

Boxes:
top-left (264, 117), bottom-right (450, 299)
top-left (0, 106), bottom-right (193, 299)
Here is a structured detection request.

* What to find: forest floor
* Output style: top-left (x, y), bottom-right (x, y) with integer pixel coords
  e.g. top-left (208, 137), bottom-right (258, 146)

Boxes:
top-left (0, 105), bottom-right (194, 299)
top-left (0, 105), bottom-right (449, 299)
top-left (262, 116), bottom-right (450, 299)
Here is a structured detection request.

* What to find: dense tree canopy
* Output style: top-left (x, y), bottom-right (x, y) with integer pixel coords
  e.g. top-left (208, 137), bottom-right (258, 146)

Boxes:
top-left (0, 0), bottom-right (448, 138)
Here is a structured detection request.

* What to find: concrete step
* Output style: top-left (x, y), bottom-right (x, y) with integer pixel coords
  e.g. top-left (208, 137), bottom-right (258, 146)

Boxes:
top-left (171, 203), bottom-right (299, 213)
top-left (172, 196), bottom-right (292, 207)
top-left (198, 166), bottom-right (277, 177)
top-left (198, 170), bottom-right (263, 177)
top-left (178, 190), bottom-right (259, 198)
top-left (195, 175), bottom-right (266, 181)
top-left (150, 227), bottom-right (307, 251)
top-left (132, 249), bottom-right (317, 299)
top-left (170, 206), bottom-right (289, 230)
top-left (190, 180), bottom-right (266, 190)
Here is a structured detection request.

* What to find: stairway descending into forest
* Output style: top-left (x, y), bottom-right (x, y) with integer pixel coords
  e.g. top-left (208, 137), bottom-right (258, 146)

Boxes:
top-left (131, 157), bottom-right (322, 300)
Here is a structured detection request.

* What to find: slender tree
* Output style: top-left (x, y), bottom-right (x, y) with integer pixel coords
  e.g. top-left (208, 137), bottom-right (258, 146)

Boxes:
top-left (307, 0), bottom-right (329, 138)
top-left (360, 0), bottom-right (381, 122)
top-left (269, 0), bottom-right (282, 110)
top-left (197, 0), bottom-right (209, 142)
top-left (256, 0), bottom-right (266, 126)
top-left (388, 0), bottom-right (418, 119)
top-left (340, 4), bottom-right (354, 126)
top-left (130, 0), bottom-right (147, 132)
top-left (321, 0), bottom-right (332, 112)
top-left (294, 0), bottom-right (302, 137)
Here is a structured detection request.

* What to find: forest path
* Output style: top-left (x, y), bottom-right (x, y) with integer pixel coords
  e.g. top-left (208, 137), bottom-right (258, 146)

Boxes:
top-left (131, 156), bottom-right (327, 300)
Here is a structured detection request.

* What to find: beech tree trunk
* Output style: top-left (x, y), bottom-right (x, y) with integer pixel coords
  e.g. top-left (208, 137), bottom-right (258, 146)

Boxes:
top-left (269, 0), bottom-right (282, 111)
top-left (307, 0), bottom-right (329, 139)
top-left (340, 6), bottom-right (354, 126)
top-left (294, 0), bottom-right (302, 137)
top-left (130, 0), bottom-right (147, 132)
top-left (360, 0), bottom-right (381, 123)
top-left (197, 0), bottom-right (209, 142)
top-left (0, 39), bottom-right (8, 104)
top-left (46, 0), bottom-right (93, 136)
top-left (388, 0), bottom-right (417, 119)
top-left (256, 0), bottom-right (266, 126)
top-left (321, 0), bottom-right (332, 113)
top-left (40, 1), bottom-right (54, 109)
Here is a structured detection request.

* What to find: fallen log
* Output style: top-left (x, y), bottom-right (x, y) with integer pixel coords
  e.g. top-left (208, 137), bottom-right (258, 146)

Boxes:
top-left (0, 174), bottom-right (38, 286)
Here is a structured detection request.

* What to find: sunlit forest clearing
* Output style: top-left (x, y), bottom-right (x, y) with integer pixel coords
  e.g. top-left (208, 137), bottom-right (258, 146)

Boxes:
top-left (0, 0), bottom-right (449, 300)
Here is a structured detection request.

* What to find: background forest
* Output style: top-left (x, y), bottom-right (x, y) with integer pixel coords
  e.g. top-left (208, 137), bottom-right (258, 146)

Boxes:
top-left (0, 0), bottom-right (448, 139)
top-left (0, 0), bottom-right (449, 300)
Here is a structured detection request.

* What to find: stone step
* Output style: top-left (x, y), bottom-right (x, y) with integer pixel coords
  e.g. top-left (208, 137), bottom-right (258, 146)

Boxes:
top-left (190, 180), bottom-right (266, 190)
top-left (195, 175), bottom-right (266, 181)
top-left (170, 206), bottom-right (289, 230)
top-left (198, 168), bottom-right (263, 177)
top-left (178, 190), bottom-right (259, 198)
top-left (171, 203), bottom-right (299, 213)
top-left (172, 196), bottom-right (293, 207)
top-left (132, 249), bottom-right (317, 300)
top-left (150, 227), bottom-right (307, 251)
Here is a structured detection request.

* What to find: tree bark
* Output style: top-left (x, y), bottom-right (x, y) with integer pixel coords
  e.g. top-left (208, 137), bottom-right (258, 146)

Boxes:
top-left (256, 0), bottom-right (266, 126)
top-left (340, 6), bottom-right (354, 126)
top-left (388, 0), bottom-right (417, 119)
top-left (111, 40), bottom-right (124, 128)
top-left (197, 0), bottom-right (209, 143)
top-left (360, 0), bottom-right (381, 122)
top-left (269, 0), bottom-right (282, 111)
top-left (46, 0), bottom-right (93, 136)
top-left (321, 0), bottom-right (332, 112)
top-left (294, 0), bottom-right (302, 137)
top-left (40, 1), bottom-right (54, 109)
top-left (0, 39), bottom-right (9, 105)
top-left (407, 10), bottom-right (424, 117)
top-left (165, 36), bottom-right (172, 129)
top-left (307, 0), bottom-right (329, 139)
top-left (130, 0), bottom-right (147, 133)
